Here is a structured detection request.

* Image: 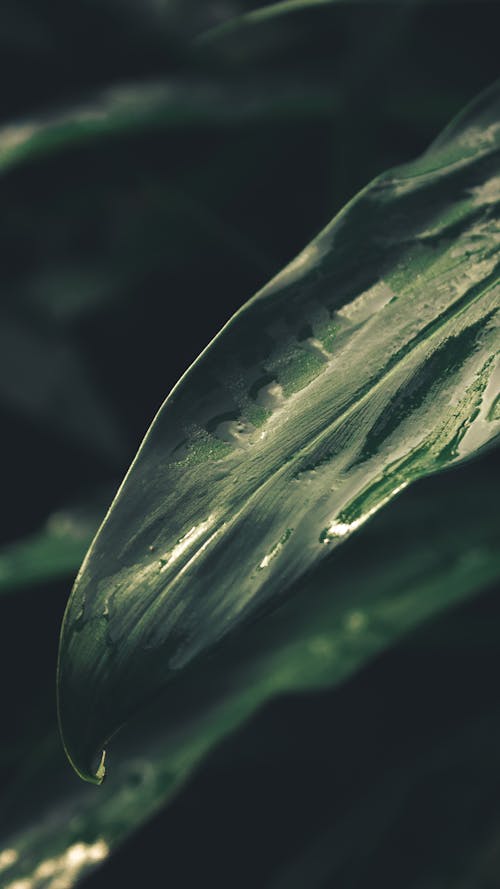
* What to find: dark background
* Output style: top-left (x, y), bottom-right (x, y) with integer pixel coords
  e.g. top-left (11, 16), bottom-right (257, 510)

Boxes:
top-left (1, 2), bottom-right (500, 887)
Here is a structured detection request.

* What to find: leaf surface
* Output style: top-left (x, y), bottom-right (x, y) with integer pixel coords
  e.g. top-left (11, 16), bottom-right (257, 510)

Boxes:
top-left (58, 80), bottom-right (500, 782)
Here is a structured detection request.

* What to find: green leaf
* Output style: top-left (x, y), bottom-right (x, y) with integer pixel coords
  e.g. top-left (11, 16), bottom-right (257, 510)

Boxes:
top-left (0, 76), bottom-right (336, 330)
top-left (197, 0), bottom-right (354, 45)
top-left (0, 78), bottom-right (339, 178)
top-left (196, 0), bottom-right (420, 46)
top-left (58, 79), bottom-right (500, 782)
top-left (3, 452), bottom-right (500, 886)
top-left (0, 502), bottom-right (104, 596)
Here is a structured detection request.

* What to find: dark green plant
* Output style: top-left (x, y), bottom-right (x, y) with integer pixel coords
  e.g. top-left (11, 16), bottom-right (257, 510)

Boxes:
top-left (0, 3), bottom-right (499, 888)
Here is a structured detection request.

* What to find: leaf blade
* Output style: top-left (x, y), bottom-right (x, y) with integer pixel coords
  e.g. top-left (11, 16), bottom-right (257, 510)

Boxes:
top-left (58, 79), bottom-right (500, 782)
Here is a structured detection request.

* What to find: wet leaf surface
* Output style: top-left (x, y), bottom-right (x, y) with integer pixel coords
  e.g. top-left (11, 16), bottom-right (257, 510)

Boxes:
top-left (57, 80), bottom-right (500, 781)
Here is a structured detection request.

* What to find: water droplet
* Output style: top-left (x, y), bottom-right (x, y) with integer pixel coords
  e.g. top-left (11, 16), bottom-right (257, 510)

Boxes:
top-left (255, 380), bottom-right (285, 410)
top-left (258, 528), bottom-right (293, 569)
top-left (300, 337), bottom-right (331, 362)
top-left (336, 280), bottom-right (393, 325)
top-left (214, 418), bottom-right (253, 447)
top-left (319, 521), bottom-right (354, 543)
top-left (95, 749), bottom-right (106, 783)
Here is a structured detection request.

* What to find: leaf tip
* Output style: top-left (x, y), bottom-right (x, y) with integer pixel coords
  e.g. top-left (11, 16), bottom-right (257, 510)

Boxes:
top-left (62, 740), bottom-right (107, 785)
top-left (57, 650), bottom-right (108, 785)
top-left (95, 749), bottom-right (107, 784)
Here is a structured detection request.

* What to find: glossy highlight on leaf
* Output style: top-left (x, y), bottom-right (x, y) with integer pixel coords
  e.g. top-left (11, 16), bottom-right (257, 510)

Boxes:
top-left (58, 80), bottom-right (500, 783)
